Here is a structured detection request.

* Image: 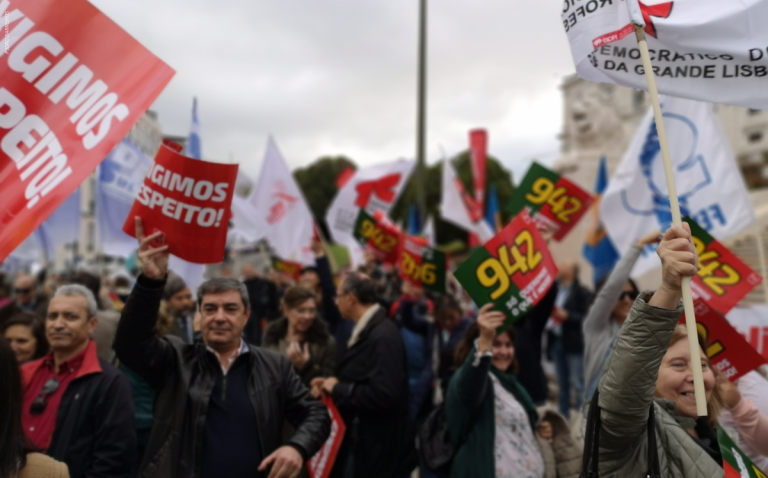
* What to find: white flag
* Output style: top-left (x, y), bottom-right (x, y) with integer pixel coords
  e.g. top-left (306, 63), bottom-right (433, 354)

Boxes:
top-left (439, 156), bottom-right (494, 242)
top-left (602, 96), bottom-right (754, 277)
top-left (423, 215), bottom-right (436, 246)
top-left (97, 139), bottom-right (153, 258)
top-left (249, 137), bottom-right (315, 265)
top-left (562, 0), bottom-right (768, 109)
top-left (326, 159), bottom-right (415, 254)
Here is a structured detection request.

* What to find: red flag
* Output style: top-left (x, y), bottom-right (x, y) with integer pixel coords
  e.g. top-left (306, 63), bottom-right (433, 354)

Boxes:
top-left (469, 129), bottom-right (488, 211)
top-left (0, 0), bottom-right (174, 261)
top-left (335, 165), bottom-right (355, 190)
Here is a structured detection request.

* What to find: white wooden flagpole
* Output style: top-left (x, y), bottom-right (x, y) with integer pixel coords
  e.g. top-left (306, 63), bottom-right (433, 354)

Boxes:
top-left (634, 24), bottom-right (707, 416)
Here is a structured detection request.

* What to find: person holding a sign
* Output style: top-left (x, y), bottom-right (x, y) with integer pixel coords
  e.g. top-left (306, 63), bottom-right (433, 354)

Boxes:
top-left (310, 271), bottom-right (417, 478)
top-left (585, 224), bottom-right (725, 477)
top-left (583, 230), bottom-right (661, 401)
top-left (446, 304), bottom-right (582, 478)
top-left (717, 371), bottom-right (768, 473)
top-left (113, 218), bottom-right (330, 478)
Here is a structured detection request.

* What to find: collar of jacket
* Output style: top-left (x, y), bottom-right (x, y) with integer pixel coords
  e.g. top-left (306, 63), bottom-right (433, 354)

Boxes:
top-left (654, 397), bottom-right (697, 429)
top-left (21, 339), bottom-right (103, 388)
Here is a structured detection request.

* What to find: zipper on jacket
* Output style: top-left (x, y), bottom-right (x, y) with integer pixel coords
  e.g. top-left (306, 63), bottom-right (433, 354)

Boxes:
top-left (248, 365), bottom-right (266, 454)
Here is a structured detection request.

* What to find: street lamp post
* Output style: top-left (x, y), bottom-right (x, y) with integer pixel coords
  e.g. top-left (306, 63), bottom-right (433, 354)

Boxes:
top-left (416, 0), bottom-right (427, 225)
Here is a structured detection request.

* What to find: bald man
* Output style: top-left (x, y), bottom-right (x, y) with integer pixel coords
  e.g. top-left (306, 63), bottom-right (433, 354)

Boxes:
top-left (0, 274), bottom-right (50, 326)
top-left (547, 261), bottom-right (592, 418)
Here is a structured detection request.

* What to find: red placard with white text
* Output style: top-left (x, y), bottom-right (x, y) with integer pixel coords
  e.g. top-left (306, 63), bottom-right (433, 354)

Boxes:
top-left (680, 300), bottom-right (767, 381)
top-left (0, 0), bottom-right (174, 261)
top-left (307, 395), bottom-right (346, 478)
top-left (122, 141), bottom-right (238, 264)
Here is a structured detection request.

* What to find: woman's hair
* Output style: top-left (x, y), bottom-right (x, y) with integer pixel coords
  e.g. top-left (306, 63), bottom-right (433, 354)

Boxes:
top-left (454, 322), bottom-right (519, 374)
top-left (263, 286), bottom-right (330, 346)
top-left (662, 324), bottom-right (723, 427)
top-left (0, 335), bottom-right (32, 475)
top-left (281, 286), bottom-right (318, 311)
top-left (1, 313), bottom-right (49, 360)
top-left (434, 294), bottom-right (462, 318)
top-left (591, 275), bottom-right (639, 306)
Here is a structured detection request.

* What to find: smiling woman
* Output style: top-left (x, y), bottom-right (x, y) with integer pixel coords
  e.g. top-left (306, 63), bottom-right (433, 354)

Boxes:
top-left (2, 312), bottom-right (49, 364)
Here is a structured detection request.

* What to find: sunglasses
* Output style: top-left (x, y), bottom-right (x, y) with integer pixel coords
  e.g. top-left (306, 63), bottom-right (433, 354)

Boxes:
top-left (618, 291), bottom-right (639, 302)
top-left (29, 378), bottom-right (60, 415)
top-left (15, 287), bottom-right (33, 295)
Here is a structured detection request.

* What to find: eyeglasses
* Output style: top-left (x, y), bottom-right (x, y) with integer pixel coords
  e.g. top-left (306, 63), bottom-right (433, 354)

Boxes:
top-left (618, 291), bottom-right (639, 302)
top-left (29, 378), bottom-right (60, 415)
top-left (15, 287), bottom-right (32, 295)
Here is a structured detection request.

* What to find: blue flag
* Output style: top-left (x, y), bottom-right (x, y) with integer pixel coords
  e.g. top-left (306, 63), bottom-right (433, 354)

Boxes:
top-left (187, 97), bottom-right (202, 160)
top-left (582, 156), bottom-right (620, 286)
top-left (485, 184), bottom-right (501, 233)
top-left (407, 205), bottom-right (421, 236)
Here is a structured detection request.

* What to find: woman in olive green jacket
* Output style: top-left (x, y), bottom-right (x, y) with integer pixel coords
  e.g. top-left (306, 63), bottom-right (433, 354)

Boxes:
top-left (446, 304), bottom-right (582, 478)
top-left (592, 224), bottom-right (724, 477)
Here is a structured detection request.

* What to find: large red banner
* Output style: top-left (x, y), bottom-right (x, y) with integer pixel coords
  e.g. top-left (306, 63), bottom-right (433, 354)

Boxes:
top-left (680, 300), bottom-right (767, 381)
top-left (0, 0), bottom-right (174, 261)
top-left (122, 141), bottom-right (238, 264)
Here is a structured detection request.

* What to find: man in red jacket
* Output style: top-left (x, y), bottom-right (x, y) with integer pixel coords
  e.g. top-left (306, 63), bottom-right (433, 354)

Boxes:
top-left (21, 284), bottom-right (136, 478)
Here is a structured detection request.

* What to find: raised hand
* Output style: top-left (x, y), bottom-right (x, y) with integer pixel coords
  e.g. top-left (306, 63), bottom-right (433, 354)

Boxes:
top-left (636, 229), bottom-right (662, 248)
top-left (311, 238), bottom-right (324, 258)
top-left (135, 216), bottom-right (169, 280)
top-left (286, 342), bottom-right (310, 370)
top-left (649, 223), bottom-right (698, 309)
top-left (476, 303), bottom-right (506, 352)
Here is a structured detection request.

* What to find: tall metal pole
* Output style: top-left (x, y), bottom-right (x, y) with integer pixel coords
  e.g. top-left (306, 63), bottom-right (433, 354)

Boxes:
top-left (416, 0), bottom-right (427, 224)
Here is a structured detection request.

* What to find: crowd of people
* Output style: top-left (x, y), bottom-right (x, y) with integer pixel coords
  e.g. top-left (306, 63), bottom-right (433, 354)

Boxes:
top-left (2, 218), bottom-right (768, 478)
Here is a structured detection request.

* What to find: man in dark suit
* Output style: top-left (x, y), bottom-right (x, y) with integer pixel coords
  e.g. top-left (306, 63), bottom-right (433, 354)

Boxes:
top-left (310, 272), bottom-right (416, 478)
top-left (548, 261), bottom-right (592, 418)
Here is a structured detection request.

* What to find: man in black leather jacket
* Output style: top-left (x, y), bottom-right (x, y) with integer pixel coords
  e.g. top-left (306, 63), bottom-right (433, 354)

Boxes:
top-left (114, 218), bottom-right (330, 478)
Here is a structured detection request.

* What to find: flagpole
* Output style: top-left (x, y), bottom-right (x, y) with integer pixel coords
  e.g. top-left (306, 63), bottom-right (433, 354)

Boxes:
top-left (634, 24), bottom-right (707, 416)
top-left (415, 0), bottom-right (427, 220)
top-left (753, 227), bottom-right (768, 303)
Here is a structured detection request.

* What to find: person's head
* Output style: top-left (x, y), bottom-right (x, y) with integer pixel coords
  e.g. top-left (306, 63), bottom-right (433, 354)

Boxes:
top-left (196, 278), bottom-right (250, 352)
top-left (0, 335), bottom-right (31, 476)
top-left (164, 275), bottom-right (194, 318)
top-left (46, 285), bottom-right (98, 357)
top-left (401, 280), bottom-right (425, 302)
top-left (335, 272), bottom-right (377, 321)
top-left (455, 322), bottom-right (518, 373)
top-left (219, 266), bottom-right (233, 278)
top-left (557, 261), bottom-right (578, 285)
top-left (0, 273), bottom-right (10, 300)
top-left (14, 275), bottom-right (37, 307)
top-left (299, 267), bottom-right (320, 292)
top-left (72, 270), bottom-right (103, 311)
top-left (281, 286), bottom-right (318, 335)
top-left (594, 275), bottom-right (639, 325)
top-left (2, 313), bottom-right (48, 364)
top-left (241, 264), bottom-right (257, 281)
top-left (434, 295), bottom-right (463, 333)
top-left (655, 324), bottom-right (721, 425)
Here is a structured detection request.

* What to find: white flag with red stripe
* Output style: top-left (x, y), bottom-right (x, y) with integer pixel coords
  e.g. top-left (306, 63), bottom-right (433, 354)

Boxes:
top-left (562, 0), bottom-right (768, 109)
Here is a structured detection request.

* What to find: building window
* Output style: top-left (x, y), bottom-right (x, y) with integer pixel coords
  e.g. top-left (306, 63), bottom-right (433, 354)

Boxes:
top-left (749, 108), bottom-right (762, 116)
top-left (748, 131), bottom-right (764, 144)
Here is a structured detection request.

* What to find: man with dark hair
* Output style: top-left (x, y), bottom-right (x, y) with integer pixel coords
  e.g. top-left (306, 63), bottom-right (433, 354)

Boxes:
top-left (21, 284), bottom-right (136, 478)
top-left (0, 274), bottom-right (49, 326)
top-left (311, 271), bottom-right (416, 478)
top-left (547, 260), bottom-right (592, 418)
top-left (162, 274), bottom-right (196, 343)
top-left (114, 218), bottom-right (330, 478)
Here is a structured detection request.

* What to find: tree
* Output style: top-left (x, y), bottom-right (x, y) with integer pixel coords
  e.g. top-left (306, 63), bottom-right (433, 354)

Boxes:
top-left (390, 151), bottom-right (515, 247)
top-left (293, 156), bottom-right (356, 237)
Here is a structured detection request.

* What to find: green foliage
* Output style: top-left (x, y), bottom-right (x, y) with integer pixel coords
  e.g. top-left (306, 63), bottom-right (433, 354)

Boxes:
top-left (291, 151), bottom-right (515, 252)
top-left (390, 150), bottom-right (515, 246)
top-left (293, 156), bottom-right (356, 234)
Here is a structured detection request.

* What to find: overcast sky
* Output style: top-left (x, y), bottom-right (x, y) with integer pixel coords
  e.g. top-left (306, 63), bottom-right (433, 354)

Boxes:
top-left (90, 0), bottom-right (576, 183)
